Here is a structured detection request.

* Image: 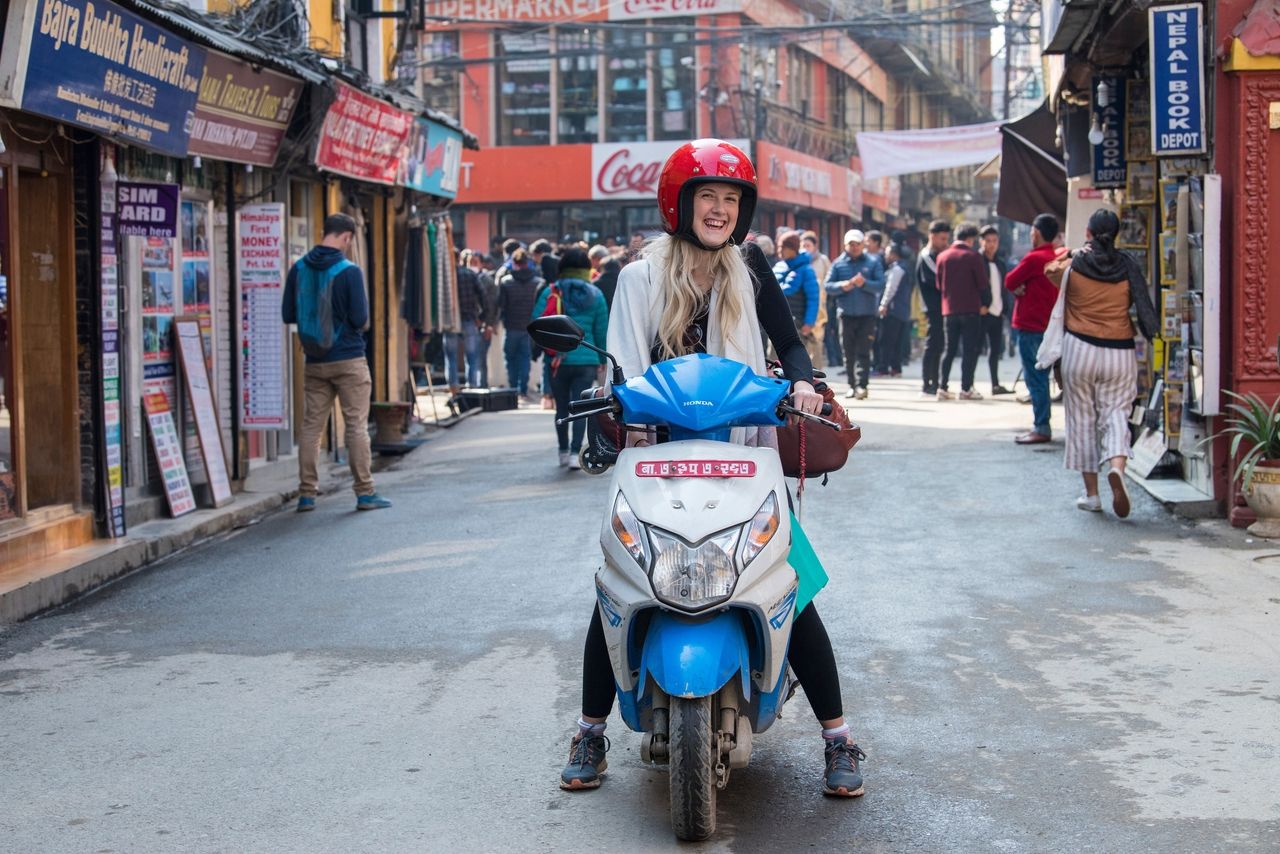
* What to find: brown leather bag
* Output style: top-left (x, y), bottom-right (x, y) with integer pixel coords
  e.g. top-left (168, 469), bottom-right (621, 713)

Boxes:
top-left (775, 383), bottom-right (861, 478)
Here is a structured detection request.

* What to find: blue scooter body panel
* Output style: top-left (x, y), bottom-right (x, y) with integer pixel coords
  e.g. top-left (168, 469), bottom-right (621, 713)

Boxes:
top-left (637, 610), bottom-right (752, 701)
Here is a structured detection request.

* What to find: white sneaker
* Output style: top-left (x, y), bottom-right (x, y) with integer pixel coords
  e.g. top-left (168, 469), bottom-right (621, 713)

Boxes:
top-left (854, 387), bottom-right (869, 400)
top-left (959, 389), bottom-right (984, 400)
top-left (568, 453), bottom-right (582, 470)
top-left (558, 452), bottom-right (571, 467)
top-left (1075, 494), bottom-right (1102, 512)
top-left (936, 389), bottom-right (955, 401)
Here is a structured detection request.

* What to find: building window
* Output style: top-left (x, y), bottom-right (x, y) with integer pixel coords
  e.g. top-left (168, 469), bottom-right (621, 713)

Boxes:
top-left (605, 25), bottom-right (648, 142)
top-left (496, 29), bottom-right (552, 146)
top-left (557, 28), bottom-right (599, 143)
top-left (421, 31), bottom-right (460, 118)
top-left (653, 18), bottom-right (695, 139)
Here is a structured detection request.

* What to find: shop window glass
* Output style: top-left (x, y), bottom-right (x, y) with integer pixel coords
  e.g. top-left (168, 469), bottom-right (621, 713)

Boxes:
top-left (501, 207), bottom-right (561, 245)
top-left (557, 28), bottom-right (599, 143)
top-left (605, 25), bottom-right (648, 142)
top-left (653, 19), bottom-right (695, 139)
top-left (496, 29), bottom-right (552, 146)
top-left (421, 32), bottom-right (460, 119)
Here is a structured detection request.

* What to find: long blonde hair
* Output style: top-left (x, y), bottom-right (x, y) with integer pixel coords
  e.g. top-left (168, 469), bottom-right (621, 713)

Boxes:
top-left (644, 235), bottom-right (754, 361)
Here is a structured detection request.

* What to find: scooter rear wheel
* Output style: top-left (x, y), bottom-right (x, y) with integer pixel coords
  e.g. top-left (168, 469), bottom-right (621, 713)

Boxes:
top-left (668, 696), bottom-right (716, 841)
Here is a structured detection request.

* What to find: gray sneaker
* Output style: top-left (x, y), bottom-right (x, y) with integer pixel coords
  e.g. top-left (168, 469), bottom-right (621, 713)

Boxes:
top-left (823, 740), bottom-right (866, 797)
top-left (560, 734), bottom-right (609, 790)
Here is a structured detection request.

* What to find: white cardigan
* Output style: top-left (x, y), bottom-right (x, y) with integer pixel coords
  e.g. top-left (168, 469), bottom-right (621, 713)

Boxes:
top-left (607, 258), bottom-right (777, 448)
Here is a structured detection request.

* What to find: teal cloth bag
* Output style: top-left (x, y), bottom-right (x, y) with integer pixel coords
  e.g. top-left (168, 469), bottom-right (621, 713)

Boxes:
top-left (788, 512), bottom-right (828, 615)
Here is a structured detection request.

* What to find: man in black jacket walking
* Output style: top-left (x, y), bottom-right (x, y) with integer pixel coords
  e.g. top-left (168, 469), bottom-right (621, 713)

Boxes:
top-left (916, 220), bottom-right (951, 398)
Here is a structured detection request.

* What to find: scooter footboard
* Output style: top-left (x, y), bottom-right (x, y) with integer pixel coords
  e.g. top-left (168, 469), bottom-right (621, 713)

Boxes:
top-left (638, 610), bottom-right (752, 701)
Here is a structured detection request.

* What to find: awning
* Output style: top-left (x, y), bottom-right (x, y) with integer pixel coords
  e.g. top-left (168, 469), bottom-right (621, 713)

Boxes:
top-left (1044, 1), bottom-right (1102, 54)
top-left (995, 103), bottom-right (1068, 224)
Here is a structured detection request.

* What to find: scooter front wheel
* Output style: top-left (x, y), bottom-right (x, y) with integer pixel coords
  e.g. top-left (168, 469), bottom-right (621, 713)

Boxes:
top-left (668, 696), bottom-right (716, 841)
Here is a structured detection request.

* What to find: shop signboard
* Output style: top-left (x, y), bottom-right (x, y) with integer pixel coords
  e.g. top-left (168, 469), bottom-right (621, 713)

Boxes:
top-left (0, 0), bottom-right (205, 157)
top-left (401, 118), bottom-right (464, 199)
top-left (142, 392), bottom-right (196, 517)
top-left (756, 141), bottom-right (855, 217)
top-left (591, 139), bottom-right (749, 202)
top-left (174, 317), bottom-right (233, 506)
top-left (1092, 74), bottom-right (1126, 188)
top-left (189, 51), bottom-right (302, 167)
top-left (238, 203), bottom-right (287, 430)
top-left (421, 0), bottom-right (736, 22)
top-left (1149, 3), bottom-right (1206, 156)
top-left (117, 181), bottom-right (179, 238)
top-left (314, 82), bottom-right (413, 186)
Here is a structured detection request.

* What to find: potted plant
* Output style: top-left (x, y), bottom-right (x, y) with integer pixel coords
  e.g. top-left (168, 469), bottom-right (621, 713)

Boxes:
top-left (1210, 391), bottom-right (1280, 537)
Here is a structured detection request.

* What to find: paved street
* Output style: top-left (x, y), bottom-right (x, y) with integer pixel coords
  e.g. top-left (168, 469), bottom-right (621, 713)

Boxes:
top-left (3, 360), bottom-right (1279, 853)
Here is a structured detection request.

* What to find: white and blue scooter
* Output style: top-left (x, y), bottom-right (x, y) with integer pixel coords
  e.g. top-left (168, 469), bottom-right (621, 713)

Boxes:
top-left (529, 315), bottom-right (844, 841)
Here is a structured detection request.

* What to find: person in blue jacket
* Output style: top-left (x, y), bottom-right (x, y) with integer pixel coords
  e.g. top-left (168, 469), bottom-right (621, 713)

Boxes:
top-left (531, 247), bottom-right (609, 470)
top-left (824, 229), bottom-right (885, 399)
top-left (774, 231), bottom-right (820, 347)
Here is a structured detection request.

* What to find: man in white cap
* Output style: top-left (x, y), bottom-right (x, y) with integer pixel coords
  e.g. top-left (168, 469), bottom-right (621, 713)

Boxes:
top-left (824, 229), bottom-right (885, 399)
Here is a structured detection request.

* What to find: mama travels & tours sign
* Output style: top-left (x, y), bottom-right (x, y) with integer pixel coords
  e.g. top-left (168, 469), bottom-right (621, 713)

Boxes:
top-left (0, 0), bottom-right (206, 156)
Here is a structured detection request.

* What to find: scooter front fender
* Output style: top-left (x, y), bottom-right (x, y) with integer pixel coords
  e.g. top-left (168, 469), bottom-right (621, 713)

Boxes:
top-left (639, 610), bottom-right (752, 701)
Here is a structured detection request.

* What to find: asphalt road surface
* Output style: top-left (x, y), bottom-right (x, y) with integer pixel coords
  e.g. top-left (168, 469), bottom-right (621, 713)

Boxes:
top-left (3, 370), bottom-right (1279, 853)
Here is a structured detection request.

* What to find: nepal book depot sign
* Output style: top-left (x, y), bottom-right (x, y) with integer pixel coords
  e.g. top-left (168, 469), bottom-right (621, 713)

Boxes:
top-left (1149, 3), bottom-right (1206, 156)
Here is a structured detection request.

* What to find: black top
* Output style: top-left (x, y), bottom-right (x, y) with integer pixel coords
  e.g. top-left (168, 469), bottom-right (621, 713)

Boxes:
top-left (647, 242), bottom-right (814, 386)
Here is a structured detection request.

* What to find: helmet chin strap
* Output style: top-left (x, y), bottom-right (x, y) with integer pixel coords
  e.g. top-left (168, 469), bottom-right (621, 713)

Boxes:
top-left (676, 228), bottom-right (733, 252)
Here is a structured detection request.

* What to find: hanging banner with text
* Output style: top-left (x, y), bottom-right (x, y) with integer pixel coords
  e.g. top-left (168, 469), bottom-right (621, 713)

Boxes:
top-left (1149, 3), bottom-right (1206, 156)
top-left (190, 51), bottom-right (303, 167)
top-left (0, 0), bottom-right (206, 156)
top-left (117, 181), bottom-right (179, 238)
top-left (238, 203), bottom-right (287, 429)
top-left (855, 122), bottom-right (1002, 181)
top-left (314, 82), bottom-right (413, 185)
top-left (1091, 75), bottom-right (1126, 188)
top-left (401, 117), bottom-right (464, 199)
top-left (100, 163), bottom-right (125, 537)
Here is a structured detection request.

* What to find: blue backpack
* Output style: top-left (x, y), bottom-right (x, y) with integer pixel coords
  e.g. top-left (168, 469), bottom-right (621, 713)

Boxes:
top-left (294, 258), bottom-right (354, 358)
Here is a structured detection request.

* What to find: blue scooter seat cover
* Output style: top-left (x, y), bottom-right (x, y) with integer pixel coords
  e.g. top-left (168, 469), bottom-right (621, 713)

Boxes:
top-left (639, 610), bottom-right (752, 700)
top-left (789, 512), bottom-right (829, 615)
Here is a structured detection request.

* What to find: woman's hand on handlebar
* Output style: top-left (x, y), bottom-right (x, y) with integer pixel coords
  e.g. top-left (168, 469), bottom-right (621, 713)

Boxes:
top-left (788, 380), bottom-right (824, 423)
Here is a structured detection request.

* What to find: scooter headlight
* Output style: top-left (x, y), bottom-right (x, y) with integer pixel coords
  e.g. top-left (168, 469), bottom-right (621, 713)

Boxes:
top-left (740, 492), bottom-right (780, 566)
top-left (611, 492), bottom-right (649, 566)
top-left (649, 528), bottom-right (740, 610)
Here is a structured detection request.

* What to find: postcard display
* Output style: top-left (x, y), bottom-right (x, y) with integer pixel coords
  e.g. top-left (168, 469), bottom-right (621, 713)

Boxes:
top-left (1104, 3), bottom-right (1218, 490)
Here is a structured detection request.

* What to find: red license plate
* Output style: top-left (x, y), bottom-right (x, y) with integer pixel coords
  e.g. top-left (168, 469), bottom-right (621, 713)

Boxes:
top-left (635, 460), bottom-right (757, 478)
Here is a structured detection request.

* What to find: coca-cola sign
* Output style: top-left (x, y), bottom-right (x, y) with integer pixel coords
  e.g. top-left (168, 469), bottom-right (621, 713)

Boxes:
top-left (612, 0), bottom-right (739, 18)
top-left (591, 140), bottom-right (748, 201)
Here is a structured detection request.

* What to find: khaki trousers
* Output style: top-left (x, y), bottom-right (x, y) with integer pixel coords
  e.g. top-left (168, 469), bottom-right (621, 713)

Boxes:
top-left (299, 357), bottom-right (374, 497)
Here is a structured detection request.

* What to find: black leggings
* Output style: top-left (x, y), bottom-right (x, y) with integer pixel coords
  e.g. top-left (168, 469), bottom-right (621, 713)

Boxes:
top-left (581, 603), bottom-right (843, 722)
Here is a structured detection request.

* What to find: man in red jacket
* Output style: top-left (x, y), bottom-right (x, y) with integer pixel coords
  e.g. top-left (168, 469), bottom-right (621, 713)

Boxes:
top-left (936, 223), bottom-right (991, 400)
top-left (1005, 213), bottom-right (1065, 444)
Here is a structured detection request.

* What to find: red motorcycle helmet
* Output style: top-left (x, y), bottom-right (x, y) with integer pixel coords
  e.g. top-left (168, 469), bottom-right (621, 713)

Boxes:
top-left (657, 139), bottom-right (757, 250)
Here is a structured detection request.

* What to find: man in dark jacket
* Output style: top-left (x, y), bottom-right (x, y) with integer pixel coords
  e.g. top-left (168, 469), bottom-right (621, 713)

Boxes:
top-left (824, 229), bottom-right (885, 399)
top-left (936, 222), bottom-right (991, 400)
top-left (588, 244), bottom-right (621, 310)
top-left (875, 243), bottom-right (913, 376)
top-left (916, 220), bottom-right (951, 397)
top-left (281, 213), bottom-right (390, 512)
top-left (497, 247), bottom-right (542, 398)
top-left (979, 225), bottom-right (1012, 394)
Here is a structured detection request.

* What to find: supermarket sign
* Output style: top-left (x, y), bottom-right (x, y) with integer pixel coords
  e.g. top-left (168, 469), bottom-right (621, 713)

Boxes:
top-left (422, 0), bottom-right (739, 22)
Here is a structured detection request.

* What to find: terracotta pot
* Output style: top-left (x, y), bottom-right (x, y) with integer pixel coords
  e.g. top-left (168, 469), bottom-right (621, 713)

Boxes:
top-left (1243, 461), bottom-right (1280, 538)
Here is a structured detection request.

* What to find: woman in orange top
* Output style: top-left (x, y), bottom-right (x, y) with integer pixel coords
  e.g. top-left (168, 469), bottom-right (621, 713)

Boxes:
top-left (1060, 209), bottom-right (1158, 517)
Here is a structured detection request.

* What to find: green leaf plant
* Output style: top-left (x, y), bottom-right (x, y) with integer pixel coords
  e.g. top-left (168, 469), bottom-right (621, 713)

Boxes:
top-left (1203, 391), bottom-right (1280, 492)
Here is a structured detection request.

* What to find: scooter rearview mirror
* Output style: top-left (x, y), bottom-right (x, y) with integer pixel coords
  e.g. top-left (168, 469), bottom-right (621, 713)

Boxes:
top-left (528, 314), bottom-right (585, 352)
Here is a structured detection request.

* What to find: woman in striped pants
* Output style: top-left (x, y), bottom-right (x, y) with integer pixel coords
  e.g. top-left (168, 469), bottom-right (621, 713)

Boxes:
top-left (1060, 210), bottom-right (1158, 517)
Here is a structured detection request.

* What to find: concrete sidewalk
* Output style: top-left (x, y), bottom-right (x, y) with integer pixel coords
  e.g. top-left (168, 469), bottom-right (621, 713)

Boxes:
top-left (0, 392), bottom-right (473, 625)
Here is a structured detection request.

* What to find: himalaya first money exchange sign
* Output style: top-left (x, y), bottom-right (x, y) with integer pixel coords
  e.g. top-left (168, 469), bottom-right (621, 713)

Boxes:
top-left (0, 0), bottom-right (206, 156)
top-left (1149, 3), bottom-right (1206, 156)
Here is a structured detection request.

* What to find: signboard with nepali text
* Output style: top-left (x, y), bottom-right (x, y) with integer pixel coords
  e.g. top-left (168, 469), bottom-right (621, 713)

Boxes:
top-left (0, 0), bottom-right (206, 156)
top-left (190, 51), bottom-right (302, 167)
top-left (1149, 3), bottom-right (1206, 156)
top-left (314, 82), bottom-right (413, 185)
top-left (238, 203), bottom-right (287, 429)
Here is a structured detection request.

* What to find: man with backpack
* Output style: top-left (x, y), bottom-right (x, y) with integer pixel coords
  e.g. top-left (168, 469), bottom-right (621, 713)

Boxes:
top-left (281, 213), bottom-right (391, 512)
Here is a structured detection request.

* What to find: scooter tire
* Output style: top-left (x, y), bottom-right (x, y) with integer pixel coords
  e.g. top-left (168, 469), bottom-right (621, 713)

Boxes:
top-left (668, 696), bottom-right (717, 841)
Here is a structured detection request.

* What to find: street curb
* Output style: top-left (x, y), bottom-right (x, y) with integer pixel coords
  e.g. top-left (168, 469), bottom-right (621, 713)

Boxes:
top-left (0, 408), bottom-right (473, 626)
top-left (0, 487), bottom-right (295, 626)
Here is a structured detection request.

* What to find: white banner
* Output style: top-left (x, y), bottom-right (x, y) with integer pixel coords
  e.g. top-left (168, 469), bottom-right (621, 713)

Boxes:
top-left (856, 122), bottom-right (1003, 181)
